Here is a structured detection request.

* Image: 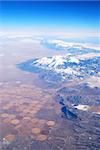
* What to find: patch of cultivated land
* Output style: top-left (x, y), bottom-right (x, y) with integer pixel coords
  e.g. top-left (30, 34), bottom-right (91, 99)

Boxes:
top-left (0, 82), bottom-right (100, 150)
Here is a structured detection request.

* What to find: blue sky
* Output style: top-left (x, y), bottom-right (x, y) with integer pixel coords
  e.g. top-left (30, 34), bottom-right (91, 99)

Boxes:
top-left (1, 1), bottom-right (100, 37)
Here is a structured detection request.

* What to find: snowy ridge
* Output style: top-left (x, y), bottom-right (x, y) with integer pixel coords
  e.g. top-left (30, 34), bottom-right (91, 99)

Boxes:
top-left (42, 39), bottom-right (100, 52)
top-left (33, 55), bottom-right (80, 76)
top-left (35, 55), bottom-right (79, 65)
top-left (32, 55), bottom-right (100, 80)
top-left (45, 40), bottom-right (84, 49)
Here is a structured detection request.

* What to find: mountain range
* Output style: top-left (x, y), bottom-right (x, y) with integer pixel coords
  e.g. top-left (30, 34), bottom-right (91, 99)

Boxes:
top-left (41, 39), bottom-right (100, 54)
top-left (17, 54), bottom-right (100, 83)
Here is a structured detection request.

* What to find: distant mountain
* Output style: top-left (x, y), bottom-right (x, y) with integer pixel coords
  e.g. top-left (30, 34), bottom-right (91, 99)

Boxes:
top-left (17, 55), bottom-right (100, 83)
top-left (41, 39), bottom-right (100, 54)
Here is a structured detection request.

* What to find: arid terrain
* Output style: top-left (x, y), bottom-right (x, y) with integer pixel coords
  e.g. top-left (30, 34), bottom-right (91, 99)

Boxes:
top-left (0, 76), bottom-right (100, 150)
top-left (0, 37), bottom-right (100, 150)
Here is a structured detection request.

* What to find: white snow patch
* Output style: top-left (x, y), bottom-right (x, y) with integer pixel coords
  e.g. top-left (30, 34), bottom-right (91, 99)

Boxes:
top-left (75, 105), bottom-right (90, 111)
top-left (46, 40), bottom-right (100, 51)
top-left (69, 57), bottom-right (80, 63)
top-left (86, 76), bottom-right (100, 88)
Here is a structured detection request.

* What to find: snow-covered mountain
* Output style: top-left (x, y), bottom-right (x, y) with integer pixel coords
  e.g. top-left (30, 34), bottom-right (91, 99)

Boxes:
top-left (32, 55), bottom-right (100, 80)
top-left (33, 55), bottom-right (80, 76)
top-left (41, 39), bottom-right (100, 54)
top-left (17, 54), bottom-right (100, 83)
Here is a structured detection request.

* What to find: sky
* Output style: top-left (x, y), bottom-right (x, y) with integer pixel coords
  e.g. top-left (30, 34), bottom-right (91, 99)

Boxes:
top-left (0, 1), bottom-right (100, 38)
